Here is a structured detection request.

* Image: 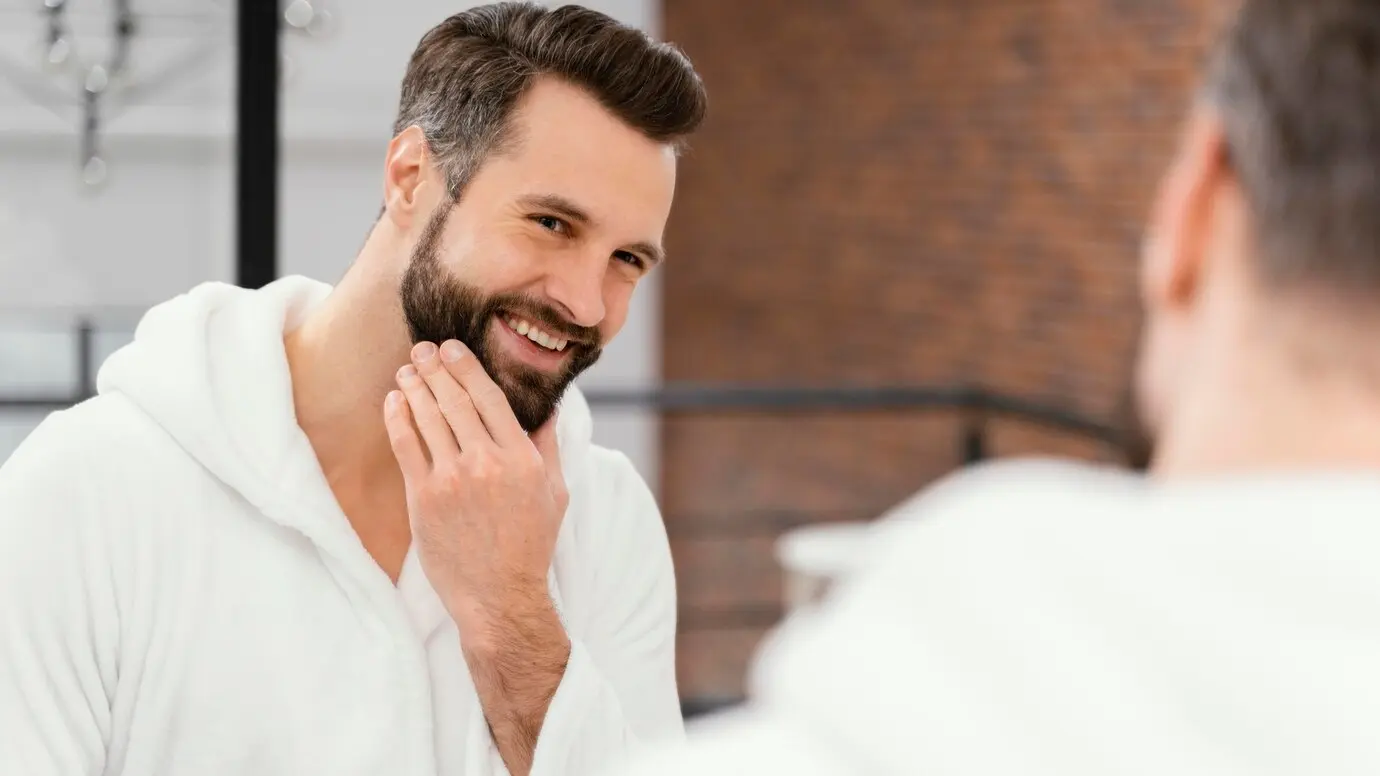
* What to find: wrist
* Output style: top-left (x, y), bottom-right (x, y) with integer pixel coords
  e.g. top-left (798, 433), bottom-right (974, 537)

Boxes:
top-left (446, 581), bottom-right (558, 651)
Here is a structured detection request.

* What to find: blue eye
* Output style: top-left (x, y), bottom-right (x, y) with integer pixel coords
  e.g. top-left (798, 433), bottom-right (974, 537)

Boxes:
top-left (534, 215), bottom-right (567, 233)
top-left (614, 251), bottom-right (645, 269)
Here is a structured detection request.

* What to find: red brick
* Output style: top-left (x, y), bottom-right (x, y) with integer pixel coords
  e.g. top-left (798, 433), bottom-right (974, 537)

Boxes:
top-left (662, 0), bottom-right (1222, 700)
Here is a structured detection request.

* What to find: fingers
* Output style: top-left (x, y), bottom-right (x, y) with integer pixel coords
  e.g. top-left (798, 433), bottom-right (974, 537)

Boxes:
top-left (396, 363), bottom-right (460, 462)
top-left (383, 389), bottom-right (429, 479)
top-left (438, 339), bottom-right (527, 448)
top-left (411, 341), bottom-right (492, 452)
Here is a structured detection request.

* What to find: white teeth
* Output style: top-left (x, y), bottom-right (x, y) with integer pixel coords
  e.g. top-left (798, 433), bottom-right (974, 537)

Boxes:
top-left (504, 315), bottom-right (567, 352)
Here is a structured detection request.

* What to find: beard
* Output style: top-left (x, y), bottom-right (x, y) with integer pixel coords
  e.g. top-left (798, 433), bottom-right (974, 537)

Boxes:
top-left (399, 205), bottom-right (603, 433)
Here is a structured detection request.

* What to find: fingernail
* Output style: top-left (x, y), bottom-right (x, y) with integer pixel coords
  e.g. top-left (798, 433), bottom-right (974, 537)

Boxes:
top-left (385, 390), bottom-right (401, 410)
top-left (440, 340), bottom-right (466, 362)
top-left (412, 342), bottom-right (437, 362)
top-left (397, 364), bottom-right (417, 381)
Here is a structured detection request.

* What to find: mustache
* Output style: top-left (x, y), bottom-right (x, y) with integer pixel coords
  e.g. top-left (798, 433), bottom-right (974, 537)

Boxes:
top-left (490, 294), bottom-right (602, 347)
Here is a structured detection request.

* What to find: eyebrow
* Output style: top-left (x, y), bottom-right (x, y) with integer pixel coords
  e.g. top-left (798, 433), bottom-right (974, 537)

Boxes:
top-left (519, 193), bottom-right (667, 266)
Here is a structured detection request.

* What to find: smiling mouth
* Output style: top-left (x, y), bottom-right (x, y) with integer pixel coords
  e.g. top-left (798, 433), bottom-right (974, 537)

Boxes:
top-left (501, 313), bottom-right (572, 352)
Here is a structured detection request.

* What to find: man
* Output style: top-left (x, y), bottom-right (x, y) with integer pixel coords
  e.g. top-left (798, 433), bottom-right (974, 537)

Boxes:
top-left (0, 4), bottom-right (705, 775)
top-left (607, 0), bottom-right (1380, 773)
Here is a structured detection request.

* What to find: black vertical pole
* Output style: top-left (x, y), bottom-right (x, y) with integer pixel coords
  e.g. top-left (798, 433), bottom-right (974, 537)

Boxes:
top-left (961, 417), bottom-right (987, 465)
top-left (75, 319), bottom-right (94, 401)
top-left (235, 0), bottom-right (279, 289)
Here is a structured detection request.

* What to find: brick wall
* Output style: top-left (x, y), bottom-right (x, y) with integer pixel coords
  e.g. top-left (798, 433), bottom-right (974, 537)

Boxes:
top-left (661, 0), bottom-right (1227, 703)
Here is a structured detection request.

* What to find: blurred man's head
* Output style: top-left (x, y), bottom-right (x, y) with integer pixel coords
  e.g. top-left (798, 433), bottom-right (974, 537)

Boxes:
top-left (380, 3), bottom-right (706, 431)
top-left (1134, 0), bottom-right (1380, 471)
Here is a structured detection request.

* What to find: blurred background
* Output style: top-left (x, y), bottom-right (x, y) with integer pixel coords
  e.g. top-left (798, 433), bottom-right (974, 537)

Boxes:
top-left (0, 0), bottom-right (1212, 718)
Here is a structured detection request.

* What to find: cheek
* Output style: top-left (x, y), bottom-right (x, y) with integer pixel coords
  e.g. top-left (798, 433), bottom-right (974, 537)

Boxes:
top-left (467, 233), bottom-right (547, 284)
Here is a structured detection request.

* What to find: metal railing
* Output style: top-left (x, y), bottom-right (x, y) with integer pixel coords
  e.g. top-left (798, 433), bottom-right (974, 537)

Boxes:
top-left (0, 321), bottom-right (1137, 456)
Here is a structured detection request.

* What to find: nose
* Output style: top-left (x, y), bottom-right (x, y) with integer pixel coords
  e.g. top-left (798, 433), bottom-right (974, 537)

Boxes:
top-left (543, 255), bottom-right (607, 329)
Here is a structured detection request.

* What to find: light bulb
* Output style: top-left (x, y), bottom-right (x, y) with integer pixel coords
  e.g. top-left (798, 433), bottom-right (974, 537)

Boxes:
top-left (85, 65), bottom-right (109, 95)
top-left (81, 156), bottom-right (108, 188)
top-left (44, 37), bottom-right (72, 70)
top-left (284, 0), bottom-right (314, 29)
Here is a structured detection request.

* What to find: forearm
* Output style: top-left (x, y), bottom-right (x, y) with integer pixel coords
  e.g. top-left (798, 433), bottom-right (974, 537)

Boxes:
top-left (456, 589), bottom-right (572, 776)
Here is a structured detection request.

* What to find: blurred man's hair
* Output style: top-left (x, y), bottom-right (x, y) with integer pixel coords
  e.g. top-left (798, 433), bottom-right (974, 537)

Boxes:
top-left (1204, 0), bottom-right (1380, 292)
top-left (393, 2), bottom-right (707, 198)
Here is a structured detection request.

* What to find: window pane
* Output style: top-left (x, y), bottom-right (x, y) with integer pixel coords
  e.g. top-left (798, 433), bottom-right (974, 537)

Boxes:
top-left (0, 410), bottom-right (50, 463)
top-left (0, 325), bottom-right (77, 397)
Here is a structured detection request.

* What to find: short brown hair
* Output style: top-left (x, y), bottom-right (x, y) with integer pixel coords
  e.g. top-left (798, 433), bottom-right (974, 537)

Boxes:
top-left (1204, 0), bottom-right (1380, 291)
top-left (393, 2), bottom-right (707, 196)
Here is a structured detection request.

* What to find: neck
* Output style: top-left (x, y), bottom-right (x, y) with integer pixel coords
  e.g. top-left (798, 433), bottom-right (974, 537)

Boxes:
top-left (285, 242), bottom-right (415, 578)
top-left (1152, 340), bottom-right (1380, 481)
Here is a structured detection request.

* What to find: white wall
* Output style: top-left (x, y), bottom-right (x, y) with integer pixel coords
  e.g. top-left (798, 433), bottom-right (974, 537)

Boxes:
top-left (0, 0), bottom-right (662, 484)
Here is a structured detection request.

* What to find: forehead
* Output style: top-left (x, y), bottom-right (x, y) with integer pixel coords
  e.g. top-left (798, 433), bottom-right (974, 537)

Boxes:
top-left (470, 78), bottom-right (679, 234)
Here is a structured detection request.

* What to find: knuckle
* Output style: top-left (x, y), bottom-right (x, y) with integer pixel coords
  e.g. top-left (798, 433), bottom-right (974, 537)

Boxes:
top-left (465, 454), bottom-right (496, 480)
top-left (413, 486), bottom-right (442, 511)
top-left (415, 355), bottom-right (442, 376)
top-left (431, 463), bottom-right (465, 491)
top-left (403, 382), bottom-right (435, 406)
top-left (462, 382), bottom-right (491, 405)
top-left (446, 354), bottom-right (479, 379)
top-left (518, 447), bottom-right (543, 468)
top-left (481, 383), bottom-right (508, 404)
top-left (449, 390), bottom-right (476, 414)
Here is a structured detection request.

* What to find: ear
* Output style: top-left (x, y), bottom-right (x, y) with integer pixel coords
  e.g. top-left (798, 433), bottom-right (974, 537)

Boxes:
top-left (1141, 106), bottom-right (1232, 312)
top-left (382, 125), bottom-right (439, 230)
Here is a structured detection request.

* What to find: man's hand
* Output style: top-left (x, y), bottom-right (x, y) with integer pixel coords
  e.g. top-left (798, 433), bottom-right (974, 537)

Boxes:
top-left (383, 338), bottom-right (572, 776)
top-left (385, 338), bottom-right (568, 630)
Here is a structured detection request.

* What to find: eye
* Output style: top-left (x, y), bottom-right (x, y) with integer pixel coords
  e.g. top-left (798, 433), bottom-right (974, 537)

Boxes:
top-left (532, 215), bottom-right (569, 234)
top-left (613, 251), bottom-right (646, 270)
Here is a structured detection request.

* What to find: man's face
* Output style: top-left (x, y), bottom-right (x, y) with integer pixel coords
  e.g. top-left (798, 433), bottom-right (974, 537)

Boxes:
top-left (399, 78), bottom-right (678, 432)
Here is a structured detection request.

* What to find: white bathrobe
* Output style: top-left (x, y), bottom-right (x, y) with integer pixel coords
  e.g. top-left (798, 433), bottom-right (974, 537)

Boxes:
top-left (0, 277), bottom-right (684, 776)
top-left (607, 460), bottom-right (1380, 775)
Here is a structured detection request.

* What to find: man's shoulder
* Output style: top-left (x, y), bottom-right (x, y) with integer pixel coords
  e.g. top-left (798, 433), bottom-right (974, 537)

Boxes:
top-left (16, 391), bottom-right (172, 452)
top-left (838, 457), bottom-right (1148, 595)
top-left (0, 394), bottom-right (190, 565)
top-left (0, 392), bottom-right (188, 496)
top-left (881, 456), bottom-right (1142, 531)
